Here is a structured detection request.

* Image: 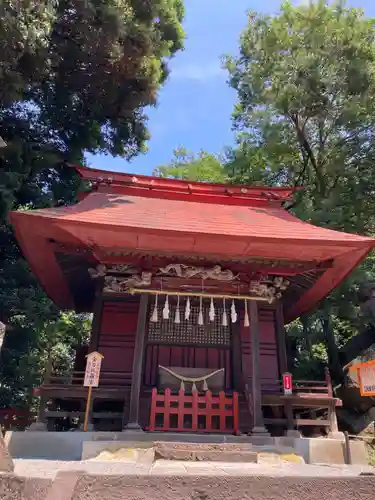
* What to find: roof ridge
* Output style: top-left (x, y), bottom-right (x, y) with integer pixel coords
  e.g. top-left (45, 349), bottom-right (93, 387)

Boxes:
top-left (68, 164), bottom-right (299, 204)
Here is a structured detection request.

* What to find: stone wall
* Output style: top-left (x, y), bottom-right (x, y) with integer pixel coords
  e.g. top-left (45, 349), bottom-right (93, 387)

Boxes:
top-left (1, 472), bottom-right (375, 500)
top-left (0, 474), bottom-right (51, 500)
top-left (6, 431), bottom-right (368, 465)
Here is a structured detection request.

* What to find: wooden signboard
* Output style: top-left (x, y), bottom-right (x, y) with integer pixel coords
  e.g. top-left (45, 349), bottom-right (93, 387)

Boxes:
top-left (83, 351), bottom-right (104, 431)
top-left (350, 359), bottom-right (375, 397)
top-left (84, 351), bottom-right (103, 388)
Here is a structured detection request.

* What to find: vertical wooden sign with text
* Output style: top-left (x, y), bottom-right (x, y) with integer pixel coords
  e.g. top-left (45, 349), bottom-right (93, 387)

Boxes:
top-left (83, 351), bottom-right (104, 431)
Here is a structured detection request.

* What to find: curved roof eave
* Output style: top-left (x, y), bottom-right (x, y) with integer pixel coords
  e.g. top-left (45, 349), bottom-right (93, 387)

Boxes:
top-left (9, 202), bottom-right (375, 320)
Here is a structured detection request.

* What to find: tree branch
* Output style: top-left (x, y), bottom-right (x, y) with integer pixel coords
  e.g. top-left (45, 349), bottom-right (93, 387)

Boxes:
top-left (289, 112), bottom-right (326, 195)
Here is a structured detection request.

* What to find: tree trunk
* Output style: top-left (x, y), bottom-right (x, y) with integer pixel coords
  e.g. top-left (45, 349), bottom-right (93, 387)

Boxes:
top-left (322, 313), bottom-right (344, 383)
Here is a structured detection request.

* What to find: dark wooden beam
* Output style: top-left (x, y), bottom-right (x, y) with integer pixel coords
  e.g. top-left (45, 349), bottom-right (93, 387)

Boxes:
top-left (89, 279), bottom-right (104, 352)
top-left (124, 294), bottom-right (149, 430)
top-left (100, 249), bottom-right (333, 273)
top-left (230, 321), bottom-right (242, 391)
top-left (275, 301), bottom-right (288, 375)
top-left (250, 301), bottom-right (269, 436)
top-left (48, 240), bottom-right (96, 259)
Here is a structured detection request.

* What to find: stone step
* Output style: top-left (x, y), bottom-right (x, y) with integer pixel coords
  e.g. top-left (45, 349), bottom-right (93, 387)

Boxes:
top-left (154, 441), bottom-right (255, 452)
top-left (154, 443), bottom-right (257, 462)
top-left (153, 441), bottom-right (304, 464)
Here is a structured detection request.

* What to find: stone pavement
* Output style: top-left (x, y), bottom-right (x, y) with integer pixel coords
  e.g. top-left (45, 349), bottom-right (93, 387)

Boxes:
top-left (13, 458), bottom-right (375, 479)
top-left (4, 470), bottom-right (375, 500)
top-left (1, 460), bottom-right (374, 499)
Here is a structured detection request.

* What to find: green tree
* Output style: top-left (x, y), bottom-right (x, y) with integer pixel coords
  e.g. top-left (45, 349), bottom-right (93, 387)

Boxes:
top-left (0, 312), bottom-right (91, 408)
top-left (224, 0), bottom-right (375, 378)
top-left (1, 0), bottom-right (185, 216)
top-left (0, 0), bottom-right (185, 406)
top-left (0, 0), bottom-right (184, 151)
top-left (154, 147), bottom-right (227, 183)
top-left (225, 0), bottom-right (375, 232)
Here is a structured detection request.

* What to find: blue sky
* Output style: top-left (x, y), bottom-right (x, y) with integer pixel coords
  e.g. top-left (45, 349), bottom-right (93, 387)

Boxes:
top-left (87, 0), bottom-right (374, 176)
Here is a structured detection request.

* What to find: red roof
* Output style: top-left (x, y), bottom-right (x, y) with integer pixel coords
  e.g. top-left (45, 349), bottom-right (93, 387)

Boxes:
top-left (9, 165), bottom-right (375, 321)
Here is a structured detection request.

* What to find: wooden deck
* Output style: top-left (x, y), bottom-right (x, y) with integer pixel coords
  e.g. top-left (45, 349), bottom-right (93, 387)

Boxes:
top-left (34, 368), bottom-right (341, 435)
top-left (260, 369), bottom-right (341, 433)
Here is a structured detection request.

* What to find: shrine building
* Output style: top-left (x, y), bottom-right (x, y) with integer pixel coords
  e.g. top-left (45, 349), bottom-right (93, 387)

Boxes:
top-left (9, 165), bottom-right (375, 438)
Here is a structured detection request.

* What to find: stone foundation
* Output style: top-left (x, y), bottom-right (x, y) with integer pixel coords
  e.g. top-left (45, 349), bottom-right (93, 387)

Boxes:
top-left (5, 431), bottom-right (368, 465)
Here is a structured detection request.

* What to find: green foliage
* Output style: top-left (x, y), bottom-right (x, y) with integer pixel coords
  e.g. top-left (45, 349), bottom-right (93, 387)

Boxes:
top-left (0, 0), bottom-right (185, 216)
top-left (157, 2), bottom-right (375, 380)
top-left (0, 0), bottom-right (185, 158)
top-left (154, 147), bottom-right (227, 183)
top-left (224, 0), bottom-right (375, 379)
top-left (0, 0), bottom-right (185, 407)
top-left (0, 311), bottom-right (91, 408)
top-left (225, 1), bottom-right (375, 231)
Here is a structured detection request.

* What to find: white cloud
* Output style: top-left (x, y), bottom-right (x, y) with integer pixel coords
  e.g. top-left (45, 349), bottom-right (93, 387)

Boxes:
top-left (171, 62), bottom-right (225, 82)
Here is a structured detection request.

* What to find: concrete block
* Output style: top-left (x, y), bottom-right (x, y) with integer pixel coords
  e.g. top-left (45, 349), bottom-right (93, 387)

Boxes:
top-left (5, 431), bottom-right (93, 461)
top-left (308, 440), bottom-right (347, 465)
top-left (293, 437), bottom-right (368, 465)
top-left (0, 436), bottom-right (14, 472)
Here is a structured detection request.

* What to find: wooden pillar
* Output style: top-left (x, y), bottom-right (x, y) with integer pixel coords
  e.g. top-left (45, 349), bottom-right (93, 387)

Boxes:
top-left (230, 321), bottom-right (242, 391)
top-left (285, 400), bottom-right (295, 432)
top-left (250, 301), bottom-right (269, 436)
top-left (89, 279), bottom-right (104, 353)
top-left (124, 294), bottom-right (149, 430)
top-left (325, 366), bottom-right (343, 438)
top-left (275, 301), bottom-right (288, 375)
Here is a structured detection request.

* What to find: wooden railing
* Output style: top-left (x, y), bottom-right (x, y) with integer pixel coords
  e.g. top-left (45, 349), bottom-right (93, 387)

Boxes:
top-left (148, 388), bottom-right (240, 434)
top-left (260, 368), bottom-right (340, 432)
top-left (35, 370), bottom-right (133, 430)
top-left (43, 370), bottom-right (132, 387)
top-left (261, 368), bottom-right (334, 397)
